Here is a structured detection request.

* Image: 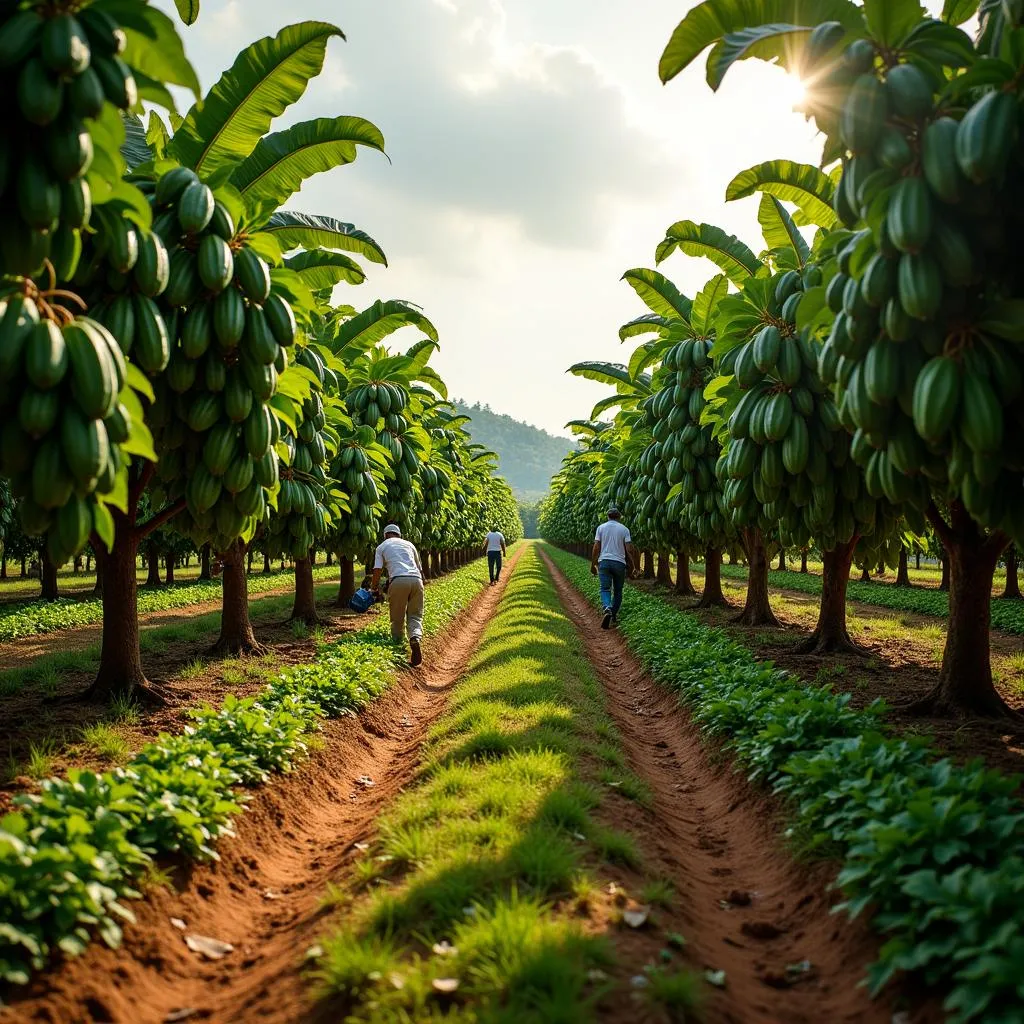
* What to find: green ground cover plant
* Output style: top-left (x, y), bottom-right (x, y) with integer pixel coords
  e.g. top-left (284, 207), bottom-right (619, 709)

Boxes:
top-left (548, 545), bottom-right (1024, 1023)
top-left (313, 546), bottom-right (700, 1022)
top-left (686, 562), bottom-right (1024, 636)
top-left (0, 560), bottom-right (492, 989)
top-left (0, 568), bottom-right (338, 644)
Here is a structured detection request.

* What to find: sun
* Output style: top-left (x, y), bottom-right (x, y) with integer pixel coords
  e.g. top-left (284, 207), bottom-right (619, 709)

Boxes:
top-left (775, 71), bottom-right (808, 110)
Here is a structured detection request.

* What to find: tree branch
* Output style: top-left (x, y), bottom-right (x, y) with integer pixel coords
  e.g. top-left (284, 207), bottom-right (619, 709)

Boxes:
top-left (983, 528), bottom-right (1011, 562)
top-left (137, 498), bottom-right (187, 540)
top-left (925, 502), bottom-right (955, 550)
top-left (129, 461), bottom-right (157, 513)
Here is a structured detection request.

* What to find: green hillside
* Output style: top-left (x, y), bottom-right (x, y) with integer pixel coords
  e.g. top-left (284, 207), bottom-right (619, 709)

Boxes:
top-left (456, 401), bottom-right (574, 503)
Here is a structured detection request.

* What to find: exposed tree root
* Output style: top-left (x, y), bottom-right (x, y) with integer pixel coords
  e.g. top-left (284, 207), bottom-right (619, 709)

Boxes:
top-left (905, 683), bottom-right (1024, 727)
top-left (209, 636), bottom-right (268, 658)
top-left (791, 631), bottom-right (869, 657)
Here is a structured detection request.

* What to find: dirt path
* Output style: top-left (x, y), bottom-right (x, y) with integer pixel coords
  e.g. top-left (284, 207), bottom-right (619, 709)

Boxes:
top-left (3, 552), bottom-right (522, 1024)
top-left (542, 552), bottom-right (936, 1024)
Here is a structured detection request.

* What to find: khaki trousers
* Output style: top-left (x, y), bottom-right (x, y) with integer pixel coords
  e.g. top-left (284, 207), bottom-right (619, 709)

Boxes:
top-left (388, 576), bottom-right (424, 642)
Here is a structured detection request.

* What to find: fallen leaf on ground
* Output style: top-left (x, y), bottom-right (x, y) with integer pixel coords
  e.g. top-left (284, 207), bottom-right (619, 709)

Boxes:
top-left (170, 917), bottom-right (186, 931)
top-left (704, 969), bottom-right (727, 988)
top-left (622, 904), bottom-right (651, 929)
top-left (184, 934), bottom-right (234, 961)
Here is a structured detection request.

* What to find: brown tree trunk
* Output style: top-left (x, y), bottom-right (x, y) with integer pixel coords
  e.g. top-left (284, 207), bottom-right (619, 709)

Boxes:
top-left (20, 555), bottom-right (26, 576)
top-left (728, 551), bottom-right (736, 566)
top-left (656, 550), bottom-right (672, 586)
top-left (674, 549), bottom-right (696, 597)
top-left (642, 550), bottom-right (654, 579)
top-left (290, 557), bottom-right (319, 625)
top-left (263, 550), bottom-right (272, 574)
top-left (794, 539), bottom-right (864, 655)
top-left (199, 543), bottom-right (212, 581)
top-left (860, 566), bottom-right (871, 582)
top-left (912, 503), bottom-right (1015, 720)
top-left (432, 550), bottom-right (442, 577)
top-left (213, 540), bottom-right (263, 656)
top-left (87, 524), bottom-right (150, 701)
top-left (697, 547), bottom-right (728, 608)
top-left (325, 550), bottom-right (333, 568)
top-left (41, 552), bottom-right (59, 601)
top-left (895, 547), bottom-right (911, 587)
top-left (247, 548), bottom-right (254, 573)
top-left (915, 550), bottom-right (921, 570)
top-left (1002, 547), bottom-right (1021, 599)
top-left (1, 557), bottom-right (7, 579)
top-left (93, 556), bottom-right (104, 597)
top-left (800, 549), bottom-right (808, 573)
top-left (939, 555), bottom-right (950, 591)
top-left (777, 550), bottom-right (786, 571)
top-left (164, 551), bottom-right (175, 586)
top-left (733, 528), bottom-right (778, 626)
top-left (145, 540), bottom-right (161, 587)
top-left (336, 555), bottom-right (355, 606)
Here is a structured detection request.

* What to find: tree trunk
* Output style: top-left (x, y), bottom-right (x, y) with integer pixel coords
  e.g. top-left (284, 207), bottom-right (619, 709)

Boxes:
top-left (145, 540), bottom-right (161, 587)
top-left (325, 550), bottom-right (333, 568)
top-left (777, 550), bottom-right (786, 571)
top-left (697, 547), bottom-right (728, 608)
top-left (728, 551), bottom-right (736, 566)
top-left (20, 555), bottom-right (26, 577)
top-left (793, 539), bottom-right (864, 655)
top-left (213, 540), bottom-right (263, 656)
top-left (247, 548), bottom-right (254, 573)
top-left (93, 557), bottom-right (104, 597)
top-left (860, 566), bottom-right (871, 582)
top-left (164, 551), bottom-right (175, 586)
top-left (895, 547), bottom-right (911, 587)
top-left (432, 550), bottom-right (442, 577)
top-left (73, 555), bottom-right (81, 574)
top-left (674, 549), bottom-right (696, 597)
top-left (88, 526), bottom-right (149, 701)
top-left (290, 557), bottom-right (319, 625)
top-left (656, 550), bottom-right (672, 586)
top-left (1002, 547), bottom-right (1021, 600)
top-left (915, 550), bottom-right (921, 570)
top-left (337, 555), bottom-right (355, 606)
top-left (199, 543), bottom-right (212, 581)
top-left (1, 557), bottom-right (7, 579)
top-left (939, 555), bottom-right (950, 592)
top-left (41, 553), bottom-right (58, 601)
top-left (642, 550), bottom-right (654, 579)
top-left (263, 550), bottom-right (272, 574)
top-left (800, 549), bottom-right (808, 574)
top-left (733, 528), bottom-right (778, 626)
top-left (912, 504), bottom-right (1015, 719)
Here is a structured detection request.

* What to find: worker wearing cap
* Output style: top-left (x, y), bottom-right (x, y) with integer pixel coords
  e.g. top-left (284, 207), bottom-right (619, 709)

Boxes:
top-left (370, 524), bottom-right (425, 666)
top-left (591, 506), bottom-right (637, 630)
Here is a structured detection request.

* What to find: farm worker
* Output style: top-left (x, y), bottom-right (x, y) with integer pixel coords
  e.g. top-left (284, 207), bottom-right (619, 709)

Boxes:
top-left (591, 507), bottom-right (638, 630)
top-left (483, 527), bottom-right (507, 584)
top-left (370, 524), bottom-right (425, 667)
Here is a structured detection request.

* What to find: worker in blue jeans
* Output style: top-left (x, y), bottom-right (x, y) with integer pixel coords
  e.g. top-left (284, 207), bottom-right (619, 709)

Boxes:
top-left (590, 507), bottom-right (638, 629)
top-left (483, 528), bottom-right (507, 585)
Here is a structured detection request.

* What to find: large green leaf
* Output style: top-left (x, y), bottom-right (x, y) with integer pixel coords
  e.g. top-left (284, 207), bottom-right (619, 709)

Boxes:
top-left (121, 115), bottom-right (153, 169)
top-left (690, 274), bottom-right (730, 337)
top-left (621, 268), bottom-right (693, 321)
top-left (173, 0), bottom-right (200, 24)
top-left (169, 22), bottom-right (343, 178)
top-left (942, 0), bottom-right (980, 23)
top-left (707, 24), bottom-right (812, 89)
top-left (568, 361), bottom-right (648, 393)
top-left (285, 249), bottom-right (366, 289)
top-left (758, 194), bottom-right (810, 264)
top-left (334, 301), bottom-right (439, 359)
top-left (97, 0), bottom-right (200, 96)
top-left (864, 0), bottom-right (925, 44)
top-left (619, 313), bottom-right (671, 342)
top-left (726, 160), bottom-right (837, 227)
top-left (264, 212), bottom-right (388, 266)
top-left (230, 116), bottom-right (386, 207)
top-left (656, 221), bottom-right (760, 284)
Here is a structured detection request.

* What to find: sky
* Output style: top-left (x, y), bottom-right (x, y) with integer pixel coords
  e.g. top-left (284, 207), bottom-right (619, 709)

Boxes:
top-left (153, 1), bottom-right (910, 437)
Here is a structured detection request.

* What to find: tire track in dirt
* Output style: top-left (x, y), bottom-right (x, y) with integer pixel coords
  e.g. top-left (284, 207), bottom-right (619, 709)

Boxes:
top-left (542, 550), bottom-right (936, 1024)
top-left (3, 552), bottom-right (523, 1024)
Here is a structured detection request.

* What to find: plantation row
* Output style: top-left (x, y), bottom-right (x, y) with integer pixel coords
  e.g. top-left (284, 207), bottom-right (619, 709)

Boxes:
top-left (0, 558), bottom-right (493, 987)
top-left (547, 546), bottom-right (1023, 1023)
top-left (541, 0), bottom-right (1024, 722)
top-left (0, 2), bottom-right (522, 701)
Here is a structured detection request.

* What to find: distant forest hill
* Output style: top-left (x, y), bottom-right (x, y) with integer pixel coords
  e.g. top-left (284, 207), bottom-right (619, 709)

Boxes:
top-left (455, 401), bottom-right (575, 503)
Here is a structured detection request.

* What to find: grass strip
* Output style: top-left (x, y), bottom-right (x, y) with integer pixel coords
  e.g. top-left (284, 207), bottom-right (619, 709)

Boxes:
top-left (690, 561), bottom-right (1024, 636)
top-left (0, 559), bottom-right (493, 990)
top-left (312, 545), bottom-right (701, 1024)
top-left (548, 544), bottom-right (1024, 1024)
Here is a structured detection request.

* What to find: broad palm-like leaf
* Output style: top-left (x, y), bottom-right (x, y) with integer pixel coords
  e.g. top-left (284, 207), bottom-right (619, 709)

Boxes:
top-left (658, 0), bottom-right (862, 85)
top-left (622, 268), bottom-right (693, 321)
top-left (106, 1), bottom-right (200, 97)
top-left (690, 274), bottom-right (730, 336)
top-left (569, 361), bottom-right (652, 395)
top-left (230, 116), bottom-right (386, 208)
top-left (169, 21), bottom-right (343, 178)
top-left (656, 221), bottom-right (760, 284)
top-left (619, 313), bottom-right (673, 342)
top-left (726, 160), bottom-right (837, 227)
top-left (333, 300), bottom-right (439, 359)
top-left (286, 249), bottom-right (366, 288)
top-left (264, 212), bottom-right (388, 265)
top-left (706, 23), bottom-right (814, 89)
top-left (758, 194), bottom-right (810, 264)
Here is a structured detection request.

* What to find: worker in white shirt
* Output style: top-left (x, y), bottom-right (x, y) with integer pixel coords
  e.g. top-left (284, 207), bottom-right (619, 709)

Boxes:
top-left (483, 528), bottom-right (507, 584)
top-left (591, 507), bottom-right (638, 629)
top-left (370, 524), bottom-right (425, 666)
